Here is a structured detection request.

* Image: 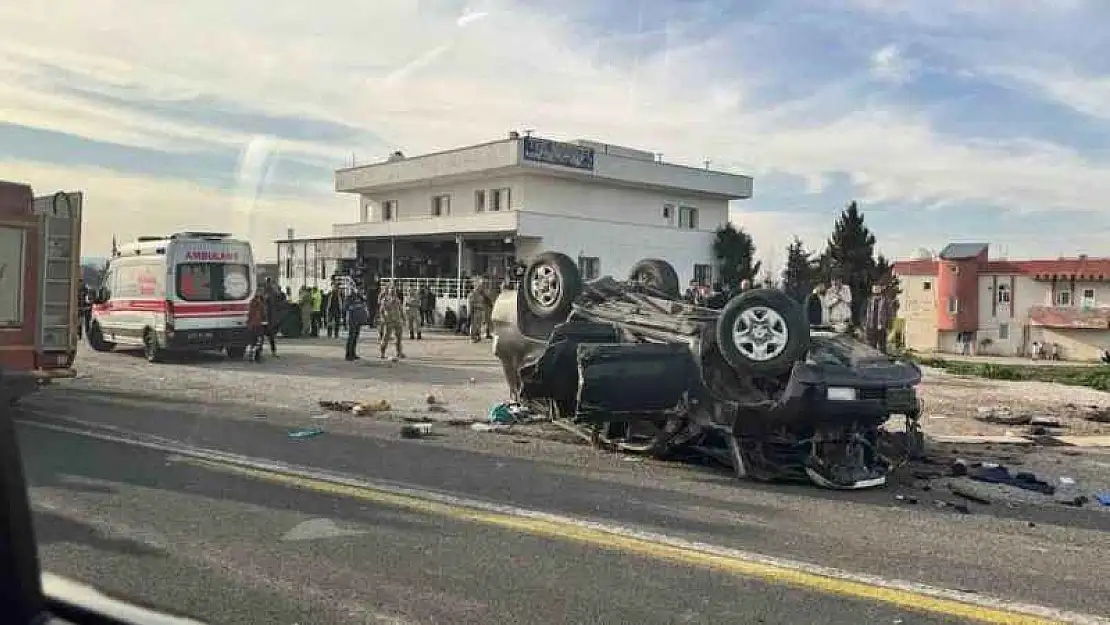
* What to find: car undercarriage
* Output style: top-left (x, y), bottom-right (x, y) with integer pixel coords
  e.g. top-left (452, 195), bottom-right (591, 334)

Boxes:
top-left (490, 252), bottom-right (925, 490)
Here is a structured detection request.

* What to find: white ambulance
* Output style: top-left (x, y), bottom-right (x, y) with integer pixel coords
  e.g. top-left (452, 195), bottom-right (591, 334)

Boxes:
top-left (88, 232), bottom-right (256, 362)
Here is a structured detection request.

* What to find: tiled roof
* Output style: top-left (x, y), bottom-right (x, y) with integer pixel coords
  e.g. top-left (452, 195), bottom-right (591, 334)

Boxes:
top-left (938, 243), bottom-right (988, 260)
top-left (1029, 306), bottom-right (1110, 330)
top-left (891, 259), bottom-right (937, 276)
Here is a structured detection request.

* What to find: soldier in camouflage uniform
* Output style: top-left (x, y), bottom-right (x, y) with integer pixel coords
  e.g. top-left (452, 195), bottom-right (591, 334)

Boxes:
top-left (404, 285), bottom-right (422, 340)
top-left (468, 277), bottom-right (492, 342)
top-left (378, 285), bottom-right (405, 359)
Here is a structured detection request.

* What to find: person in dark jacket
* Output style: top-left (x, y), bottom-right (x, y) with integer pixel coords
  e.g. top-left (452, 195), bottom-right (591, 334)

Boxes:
top-left (344, 291), bottom-right (369, 361)
top-left (325, 288), bottom-right (343, 338)
top-left (806, 284), bottom-right (826, 326)
top-left (261, 278), bottom-right (280, 357)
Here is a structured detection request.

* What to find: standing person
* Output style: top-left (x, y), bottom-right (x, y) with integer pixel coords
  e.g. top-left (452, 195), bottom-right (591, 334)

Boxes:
top-left (806, 284), bottom-right (827, 326)
top-left (824, 276), bottom-right (853, 332)
top-left (246, 288), bottom-right (266, 362)
top-left (404, 285), bottom-right (422, 340)
top-left (468, 278), bottom-right (491, 342)
top-left (310, 287), bottom-right (323, 337)
top-left (378, 286), bottom-right (405, 359)
top-left (76, 279), bottom-right (91, 340)
top-left (366, 277), bottom-right (381, 328)
top-left (261, 278), bottom-right (280, 357)
top-left (325, 287), bottom-right (343, 338)
top-left (298, 287), bottom-right (313, 337)
top-left (343, 290), bottom-right (369, 361)
top-left (864, 283), bottom-right (892, 353)
top-left (418, 285), bottom-right (433, 326)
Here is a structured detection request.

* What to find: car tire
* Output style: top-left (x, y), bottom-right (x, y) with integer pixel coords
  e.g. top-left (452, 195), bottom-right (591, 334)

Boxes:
top-left (522, 251), bottom-right (582, 320)
top-left (87, 321), bottom-right (115, 352)
top-left (226, 345), bottom-right (246, 359)
top-left (628, 258), bottom-right (681, 299)
top-left (716, 288), bottom-right (809, 377)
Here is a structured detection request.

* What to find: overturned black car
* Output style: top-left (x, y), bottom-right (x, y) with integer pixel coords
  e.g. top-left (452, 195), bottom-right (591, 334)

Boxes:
top-left (491, 251), bottom-right (925, 490)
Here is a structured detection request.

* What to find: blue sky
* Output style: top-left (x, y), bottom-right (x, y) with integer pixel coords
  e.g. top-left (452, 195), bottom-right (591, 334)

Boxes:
top-left (2, 0), bottom-right (1110, 267)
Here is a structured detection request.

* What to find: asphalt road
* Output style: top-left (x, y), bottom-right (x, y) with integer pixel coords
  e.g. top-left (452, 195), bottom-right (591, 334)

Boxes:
top-left (14, 385), bottom-right (1110, 624)
top-left (18, 423), bottom-right (956, 625)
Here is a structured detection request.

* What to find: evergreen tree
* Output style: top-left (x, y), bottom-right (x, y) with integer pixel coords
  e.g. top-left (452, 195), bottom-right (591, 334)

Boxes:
top-left (781, 236), bottom-right (817, 302)
top-left (712, 224), bottom-right (761, 288)
top-left (824, 201), bottom-right (877, 324)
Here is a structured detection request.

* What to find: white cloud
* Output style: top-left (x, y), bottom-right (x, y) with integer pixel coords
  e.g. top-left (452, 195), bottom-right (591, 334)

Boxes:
top-left (869, 44), bottom-right (913, 83)
top-left (1, 0), bottom-right (1110, 264)
top-left (986, 65), bottom-right (1110, 120)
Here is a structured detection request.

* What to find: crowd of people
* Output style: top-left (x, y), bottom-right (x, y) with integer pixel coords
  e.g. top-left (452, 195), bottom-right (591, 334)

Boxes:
top-left (242, 275), bottom-right (501, 364)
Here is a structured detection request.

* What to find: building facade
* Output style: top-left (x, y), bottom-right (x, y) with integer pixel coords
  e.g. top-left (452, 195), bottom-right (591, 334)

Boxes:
top-left (893, 243), bottom-right (1110, 361)
top-left (276, 134), bottom-right (753, 306)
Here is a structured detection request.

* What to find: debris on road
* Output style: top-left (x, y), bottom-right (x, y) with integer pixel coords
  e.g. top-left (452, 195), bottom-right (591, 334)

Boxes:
top-left (288, 427), bottom-right (324, 439)
top-left (428, 404), bottom-right (449, 413)
top-left (425, 394), bottom-right (437, 405)
top-left (975, 406), bottom-right (1031, 426)
top-left (400, 423), bottom-right (433, 439)
top-left (471, 422), bottom-right (511, 433)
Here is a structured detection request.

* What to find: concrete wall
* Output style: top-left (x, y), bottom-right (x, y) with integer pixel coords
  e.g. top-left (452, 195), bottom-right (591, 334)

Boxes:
top-left (895, 274), bottom-right (938, 352)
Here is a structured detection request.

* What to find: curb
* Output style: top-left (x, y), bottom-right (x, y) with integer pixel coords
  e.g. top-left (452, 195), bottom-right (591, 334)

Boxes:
top-left (930, 434), bottom-right (1110, 448)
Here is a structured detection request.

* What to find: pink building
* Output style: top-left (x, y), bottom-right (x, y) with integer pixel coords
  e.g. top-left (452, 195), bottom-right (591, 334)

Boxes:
top-left (892, 243), bottom-right (1110, 361)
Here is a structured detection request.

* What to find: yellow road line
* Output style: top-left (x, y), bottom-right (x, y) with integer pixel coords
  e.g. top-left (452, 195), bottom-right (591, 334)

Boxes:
top-left (183, 456), bottom-right (1065, 625)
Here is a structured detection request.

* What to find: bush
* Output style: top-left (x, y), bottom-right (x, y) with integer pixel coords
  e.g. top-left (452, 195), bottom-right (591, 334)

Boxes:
top-left (911, 353), bottom-right (1110, 391)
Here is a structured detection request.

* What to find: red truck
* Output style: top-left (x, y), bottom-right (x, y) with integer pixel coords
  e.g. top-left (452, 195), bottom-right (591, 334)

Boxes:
top-left (1, 180), bottom-right (83, 404)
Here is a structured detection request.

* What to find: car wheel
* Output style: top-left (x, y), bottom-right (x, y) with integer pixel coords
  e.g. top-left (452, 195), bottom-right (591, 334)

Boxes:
top-left (143, 330), bottom-right (164, 363)
top-left (87, 321), bottom-right (115, 352)
top-left (628, 259), bottom-right (680, 299)
top-left (522, 251), bottom-right (582, 320)
top-left (715, 288), bottom-right (809, 377)
top-left (226, 345), bottom-right (246, 359)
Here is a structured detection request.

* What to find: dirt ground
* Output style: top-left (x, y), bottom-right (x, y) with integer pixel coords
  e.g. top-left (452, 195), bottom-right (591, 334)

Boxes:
top-left (917, 367), bottom-right (1110, 437)
top-left (63, 328), bottom-right (1110, 442)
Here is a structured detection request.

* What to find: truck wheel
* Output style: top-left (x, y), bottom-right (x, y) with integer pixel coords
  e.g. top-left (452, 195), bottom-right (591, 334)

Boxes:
top-left (716, 288), bottom-right (809, 377)
top-left (522, 252), bottom-right (582, 320)
top-left (143, 329), bottom-right (164, 363)
top-left (628, 259), bottom-right (680, 299)
top-left (87, 321), bottom-right (115, 352)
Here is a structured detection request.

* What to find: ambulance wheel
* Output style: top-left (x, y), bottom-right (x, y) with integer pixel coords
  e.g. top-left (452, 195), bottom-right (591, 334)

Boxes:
top-left (88, 321), bottom-right (114, 352)
top-left (143, 329), bottom-right (165, 363)
top-left (226, 345), bottom-right (246, 359)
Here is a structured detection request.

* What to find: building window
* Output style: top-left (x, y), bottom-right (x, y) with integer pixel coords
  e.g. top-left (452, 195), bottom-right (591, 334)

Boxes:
top-left (997, 283), bottom-right (1010, 304)
top-left (382, 200), bottom-right (397, 221)
top-left (475, 189), bottom-right (486, 212)
top-left (663, 204), bottom-right (674, 225)
top-left (1082, 288), bottom-right (1096, 307)
top-left (491, 188), bottom-right (511, 212)
top-left (431, 194), bottom-right (451, 217)
top-left (577, 256), bottom-right (600, 280)
top-left (998, 323), bottom-right (1009, 340)
top-left (678, 206), bottom-right (698, 229)
top-left (694, 264), bottom-right (712, 286)
top-left (922, 281), bottom-right (931, 291)
top-left (1056, 291), bottom-right (1071, 306)
top-left (947, 296), bottom-right (958, 315)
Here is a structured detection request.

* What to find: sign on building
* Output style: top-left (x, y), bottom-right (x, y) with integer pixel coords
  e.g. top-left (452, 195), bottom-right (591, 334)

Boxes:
top-left (522, 137), bottom-right (595, 171)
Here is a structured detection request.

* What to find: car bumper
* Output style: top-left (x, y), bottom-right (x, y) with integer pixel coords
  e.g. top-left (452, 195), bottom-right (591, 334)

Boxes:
top-left (164, 328), bottom-right (249, 350)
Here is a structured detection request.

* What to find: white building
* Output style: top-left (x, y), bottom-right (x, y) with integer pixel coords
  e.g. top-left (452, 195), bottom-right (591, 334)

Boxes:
top-left (276, 133), bottom-right (752, 311)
